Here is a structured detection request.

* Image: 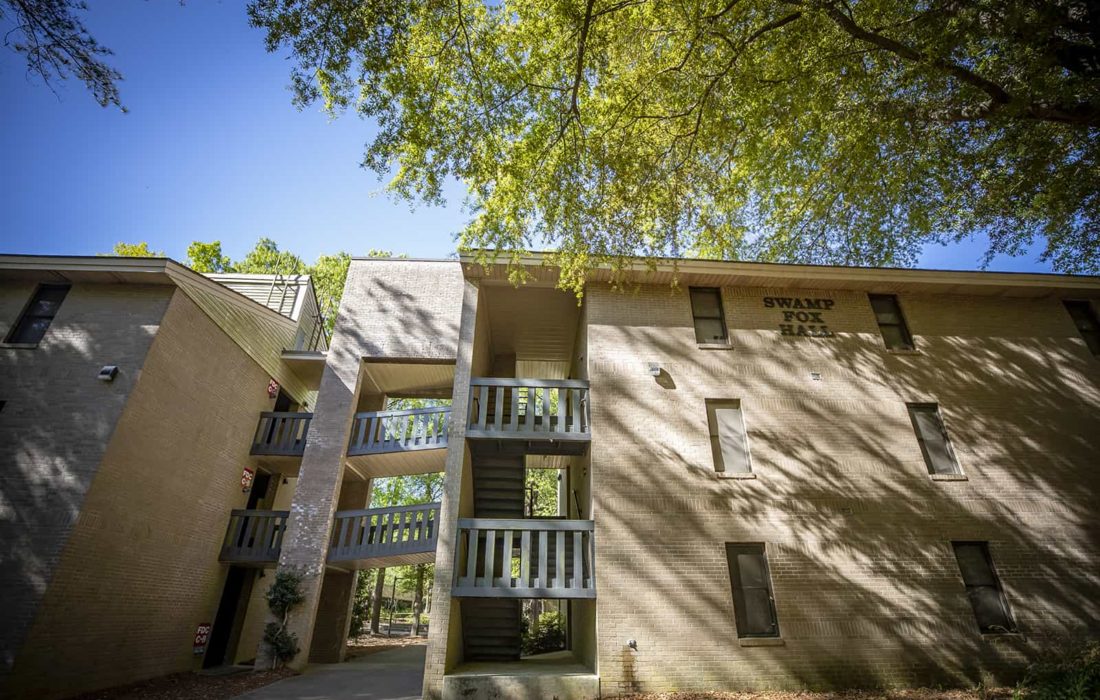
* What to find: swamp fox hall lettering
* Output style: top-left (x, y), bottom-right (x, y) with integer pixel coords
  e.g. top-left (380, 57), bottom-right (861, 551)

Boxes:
top-left (763, 297), bottom-right (836, 338)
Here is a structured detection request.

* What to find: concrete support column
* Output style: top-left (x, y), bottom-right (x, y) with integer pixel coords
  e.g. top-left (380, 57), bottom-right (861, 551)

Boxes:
top-left (256, 331), bottom-right (363, 670)
top-left (423, 280), bottom-right (481, 699)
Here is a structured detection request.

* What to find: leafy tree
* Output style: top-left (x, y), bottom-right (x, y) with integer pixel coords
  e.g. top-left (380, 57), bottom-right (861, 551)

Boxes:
top-left (250, 0), bottom-right (1100, 293)
top-left (102, 241), bottom-right (163, 258)
top-left (236, 237), bottom-right (307, 276)
top-left (1, 0), bottom-right (124, 109)
top-left (185, 241), bottom-right (234, 273)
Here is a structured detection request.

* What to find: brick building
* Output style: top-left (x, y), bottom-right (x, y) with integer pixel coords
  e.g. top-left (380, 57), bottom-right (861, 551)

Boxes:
top-left (2, 252), bottom-right (1099, 699)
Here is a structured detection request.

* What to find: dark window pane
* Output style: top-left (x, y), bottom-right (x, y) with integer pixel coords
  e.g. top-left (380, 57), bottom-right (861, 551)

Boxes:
top-left (953, 543), bottom-right (997, 586)
top-left (8, 317), bottom-right (53, 345)
top-left (725, 543), bottom-right (780, 638)
top-left (1064, 301), bottom-right (1100, 355)
top-left (952, 542), bottom-right (1016, 634)
top-left (880, 324), bottom-right (912, 350)
top-left (908, 404), bottom-right (961, 475)
top-left (7, 285), bottom-right (69, 346)
top-left (690, 288), bottom-right (723, 318)
top-left (694, 318), bottom-right (727, 343)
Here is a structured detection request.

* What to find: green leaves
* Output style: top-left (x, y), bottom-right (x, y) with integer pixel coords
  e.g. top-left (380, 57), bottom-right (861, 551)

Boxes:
top-left (252, 0), bottom-right (1100, 292)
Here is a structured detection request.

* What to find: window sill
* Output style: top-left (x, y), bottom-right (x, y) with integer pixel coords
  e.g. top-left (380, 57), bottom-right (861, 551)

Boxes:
top-left (739, 637), bottom-right (785, 647)
top-left (930, 473), bottom-right (968, 482)
top-left (717, 472), bottom-right (756, 480)
top-left (697, 343), bottom-right (733, 350)
top-left (885, 348), bottom-right (922, 355)
top-left (0, 342), bottom-right (38, 350)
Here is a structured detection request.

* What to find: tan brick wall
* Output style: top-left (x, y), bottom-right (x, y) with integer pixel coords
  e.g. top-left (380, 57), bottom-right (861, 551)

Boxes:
top-left (6, 290), bottom-right (275, 698)
top-left (586, 284), bottom-right (1100, 693)
top-left (0, 281), bottom-right (174, 688)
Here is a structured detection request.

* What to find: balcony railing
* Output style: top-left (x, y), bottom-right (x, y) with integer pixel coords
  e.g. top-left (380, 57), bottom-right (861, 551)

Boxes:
top-left (453, 518), bottom-right (595, 599)
top-left (329, 502), bottom-right (441, 564)
top-left (467, 379), bottom-right (590, 441)
top-left (347, 407), bottom-right (450, 457)
top-left (219, 509), bottom-right (288, 564)
top-left (251, 411), bottom-right (312, 456)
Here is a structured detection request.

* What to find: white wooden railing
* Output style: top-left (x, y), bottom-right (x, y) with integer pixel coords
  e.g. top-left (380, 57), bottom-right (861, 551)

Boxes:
top-left (453, 518), bottom-right (595, 599)
top-left (219, 510), bottom-right (288, 564)
top-left (347, 407), bottom-right (451, 456)
top-left (467, 379), bottom-right (589, 440)
top-left (328, 502), bottom-right (441, 562)
top-left (251, 412), bottom-right (312, 456)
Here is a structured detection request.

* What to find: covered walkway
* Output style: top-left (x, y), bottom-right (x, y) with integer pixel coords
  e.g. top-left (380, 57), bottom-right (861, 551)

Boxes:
top-left (235, 645), bottom-right (424, 700)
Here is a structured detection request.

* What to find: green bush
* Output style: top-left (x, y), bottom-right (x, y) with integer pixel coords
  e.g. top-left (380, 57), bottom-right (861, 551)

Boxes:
top-left (521, 611), bottom-right (566, 656)
top-left (1015, 639), bottom-right (1100, 700)
top-left (263, 570), bottom-right (305, 668)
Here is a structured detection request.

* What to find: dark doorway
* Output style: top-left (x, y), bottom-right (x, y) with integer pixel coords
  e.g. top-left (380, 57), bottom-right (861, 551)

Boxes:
top-left (246, 472), bottom-right (272, 510)
top-left (203, 566), bottom-right (255, 668)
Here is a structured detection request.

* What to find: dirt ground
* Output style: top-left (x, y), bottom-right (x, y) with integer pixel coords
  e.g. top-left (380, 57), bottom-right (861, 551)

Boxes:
top-left (617, 690), bottom-right (1013, 700)
top-left (346, 632), bottom-right (429, 659)
top-left (68, 668), bottom-right (294, 700)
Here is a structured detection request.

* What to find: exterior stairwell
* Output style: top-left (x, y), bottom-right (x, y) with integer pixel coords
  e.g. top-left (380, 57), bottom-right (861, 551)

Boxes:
top-left (462, 445), bottom-right (526, 661)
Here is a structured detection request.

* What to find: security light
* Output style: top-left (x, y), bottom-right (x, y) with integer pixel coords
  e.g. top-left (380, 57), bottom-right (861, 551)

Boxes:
top-left (97, 365), bottom-right (119, 382)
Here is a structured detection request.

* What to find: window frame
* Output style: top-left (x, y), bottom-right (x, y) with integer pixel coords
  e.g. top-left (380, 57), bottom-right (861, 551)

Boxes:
top-left (1063, 299), bottom-right (1100, 356)
top-left (705, 399), bottom-right (753, 475)
top-left (868, 294), bottom-right (915, 351)
top-left (689, 287), bottom-right (729, 345)
top-left (724, 542), bottom-right (781, 639)
top-left (4, 284), bottom-right (71, 346)
top-left (906, 403), bottom-right (963, 476)
top-left (951, 541), bottom-right (1017, 635)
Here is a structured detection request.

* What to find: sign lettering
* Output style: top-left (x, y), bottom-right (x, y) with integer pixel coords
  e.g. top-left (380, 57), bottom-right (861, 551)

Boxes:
top-left (763, 297), bottom-right (836, 338)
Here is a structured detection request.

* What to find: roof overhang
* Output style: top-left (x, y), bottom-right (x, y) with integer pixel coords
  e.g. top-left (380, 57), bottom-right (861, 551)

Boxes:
top-left (359, 357), bottom-right (456, 399)
top-left (460, 252), bottom-right (1100, 298)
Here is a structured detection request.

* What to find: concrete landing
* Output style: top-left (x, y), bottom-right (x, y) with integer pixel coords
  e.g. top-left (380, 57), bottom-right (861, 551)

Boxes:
top-left (235, 644), bottom-right (425, 700)
top-left (444, 651), bottom-right (599, 700)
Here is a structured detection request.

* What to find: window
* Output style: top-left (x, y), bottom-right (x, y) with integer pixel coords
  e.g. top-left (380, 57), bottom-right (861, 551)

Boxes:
top-left (907, 403), bottom-right (962, 476)
top-left (5, 285), bottom-right (70, 345)
top-left (952, 542), bottom-right (1016, 634)
top-left (1064, 300), bottom-right (1100, 356)
top-left (869, 294), bottom-right (914, 350)
top-left (725, 543), bottom-right (780, 638)
top-left (690, 287), bottom-right (728, 344)
top-left (706, 399), bottom-right (751, 474)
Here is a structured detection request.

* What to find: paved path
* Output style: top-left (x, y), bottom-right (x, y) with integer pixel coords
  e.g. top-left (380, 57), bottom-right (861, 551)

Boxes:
top-left (236, 645), bottom-right (425, 700)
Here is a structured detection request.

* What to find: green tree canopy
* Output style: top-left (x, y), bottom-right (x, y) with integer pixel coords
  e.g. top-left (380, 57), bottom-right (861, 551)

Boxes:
top-left (102, 242), bottom-right (164, 258)
top-left (250, 0), bottom-right (1100, 293)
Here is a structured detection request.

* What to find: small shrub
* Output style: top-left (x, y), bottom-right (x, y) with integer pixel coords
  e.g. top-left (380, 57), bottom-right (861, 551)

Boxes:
top-left (1014, 639), bottom-right (1099, 700)
top-left (263, 570), bottom-right (305, 669)
top-left (521, 611), bottom-right (566, 656)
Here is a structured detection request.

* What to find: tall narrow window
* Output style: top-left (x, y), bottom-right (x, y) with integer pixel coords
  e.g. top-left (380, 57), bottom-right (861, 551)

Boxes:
top-left (706, 400), bottom-right (751, 474)
top-left (725, 543), bottom-right (780, 638)
top-left (1063, 300), bottom-right (1100, 356)
top-left (690, 287), bottom-right (728, 344)
top-left (907, 403), bottom-right (962, 475)
top-left (952, 542), bottom-right (1016, 634)
top-left (6, 285), bottom-right (70, 345)
top-left (869, 294), bottom-right (914, 350)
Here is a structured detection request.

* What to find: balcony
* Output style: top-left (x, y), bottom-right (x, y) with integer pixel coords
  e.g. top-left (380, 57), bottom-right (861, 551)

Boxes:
top-left (466, 379), bottom-right (590, 455)
top-left (219, 509), bottom-right (288, 566)
top-left (250, 411), bottom-right (312, 460)
top-left (219, 503), bottom-right (441, 569)
top-left (453, 518), bottom-right (595, 599)
top-left (346, 406), bottom-right (451, 477)
top-left (329, 502), bottom-right (441, 569)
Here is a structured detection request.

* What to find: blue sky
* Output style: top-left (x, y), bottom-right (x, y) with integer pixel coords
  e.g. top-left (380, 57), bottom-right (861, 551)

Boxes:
top-left (0, 1), bottom-right (1051, 272)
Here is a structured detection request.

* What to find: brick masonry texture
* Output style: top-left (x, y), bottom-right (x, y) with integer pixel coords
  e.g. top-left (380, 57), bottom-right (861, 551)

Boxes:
top-left (0, 281), bottom-right (173, 691)
top-left (4, 289), bottom-right (275, 699)
top-left (585, 284), bottom-right (1100, 694)
top-left (271, 260), bottom-right (465, 670)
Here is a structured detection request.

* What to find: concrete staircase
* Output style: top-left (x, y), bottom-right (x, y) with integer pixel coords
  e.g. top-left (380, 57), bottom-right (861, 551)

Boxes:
top-left (463, 445), bottom-right (526, 661)
top-left (461, 599), bottom-right (522, 661)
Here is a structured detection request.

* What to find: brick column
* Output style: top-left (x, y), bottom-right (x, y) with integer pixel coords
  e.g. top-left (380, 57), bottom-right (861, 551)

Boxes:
top-left (422, 280), bottom-right (480, 699)
top-left (256, 333), bottom-right (363, 670)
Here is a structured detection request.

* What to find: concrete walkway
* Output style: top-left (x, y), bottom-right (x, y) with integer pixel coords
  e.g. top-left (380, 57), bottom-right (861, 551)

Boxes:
top-left (235, 645), bottom-right (425, 700)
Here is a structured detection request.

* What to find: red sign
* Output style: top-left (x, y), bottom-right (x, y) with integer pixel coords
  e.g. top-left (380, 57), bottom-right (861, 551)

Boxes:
top-left (193, 623), bottom-right (211, 655)
top-left (267, 379), bottom-right (279, 398)
top-left (242, 467), bottom-right (255, 492)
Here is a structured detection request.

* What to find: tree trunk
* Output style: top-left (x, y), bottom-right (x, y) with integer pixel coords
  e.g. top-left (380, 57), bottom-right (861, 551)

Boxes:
top-left (411, 564), bottom-right (426, 637)
top-left (370, 567), bottom-right (386, 634)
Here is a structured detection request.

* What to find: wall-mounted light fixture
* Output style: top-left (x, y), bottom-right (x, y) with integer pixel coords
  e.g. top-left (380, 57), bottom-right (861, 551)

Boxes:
top-left (97, 365), bottom-right (119, 382)
top-left (646, 362), bottom-right (661, 377)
